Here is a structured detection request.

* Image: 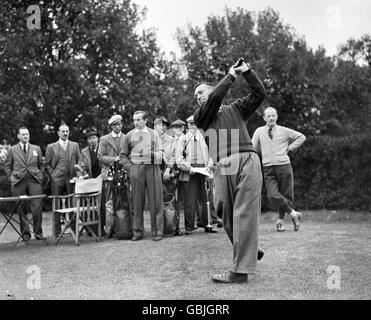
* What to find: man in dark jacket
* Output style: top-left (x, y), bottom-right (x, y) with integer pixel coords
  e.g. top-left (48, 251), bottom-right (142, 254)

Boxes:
top-left (194, 59), bottom-right (266, 283)
top-left (4, 127), bottom-right (45, 240)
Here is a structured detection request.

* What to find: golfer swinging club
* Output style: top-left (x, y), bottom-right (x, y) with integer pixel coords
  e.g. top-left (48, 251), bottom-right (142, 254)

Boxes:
top-left (193, 58), bottom-right (266, 284)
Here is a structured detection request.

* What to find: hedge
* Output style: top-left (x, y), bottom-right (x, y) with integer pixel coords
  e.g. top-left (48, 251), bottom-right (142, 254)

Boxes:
top-left (261, 134), bottom-right (371, 212)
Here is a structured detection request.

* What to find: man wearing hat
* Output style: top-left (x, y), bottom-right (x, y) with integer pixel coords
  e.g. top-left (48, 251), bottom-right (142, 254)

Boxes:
top-left (175, 115), bottom-right (217, 235)
top-left (79, 128), bottom-right (101, 179)
top-left (163, 119), bottom-right (187, 236)
top-left (98, 114), bottom-right (129, 239)
top-left (154, 116), bottom-right (173, 167)
top-left (45, 123), bottom-right (80, 236)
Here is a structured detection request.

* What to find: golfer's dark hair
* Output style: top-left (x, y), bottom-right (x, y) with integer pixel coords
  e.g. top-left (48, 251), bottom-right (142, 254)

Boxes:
top-left (17, 126), bottom-right (28, 134)
top-left (134, 110), bottom-right (148, 120)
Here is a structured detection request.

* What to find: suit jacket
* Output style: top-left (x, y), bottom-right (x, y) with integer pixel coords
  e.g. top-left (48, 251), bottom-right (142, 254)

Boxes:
top-left (80, 144), bottom-right (100, 178)
top-left (45, 140), bottom-right (80, 185)
top-left (175, 131), bottom-right (212, 182)
top-left (4, 143), bottom-right (44, 187)
top-left (98, 132), bottom-right (126, 180)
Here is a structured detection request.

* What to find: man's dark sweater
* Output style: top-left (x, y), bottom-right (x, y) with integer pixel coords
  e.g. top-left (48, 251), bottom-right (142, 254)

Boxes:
top-left (194, 70), bottom-right (266, 163)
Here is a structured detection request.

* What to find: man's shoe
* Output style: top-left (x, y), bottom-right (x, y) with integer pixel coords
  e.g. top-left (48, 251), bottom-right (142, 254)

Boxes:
top-left (106, 230), bottom-right (115, 239)
top-left (185, 230), bottom-right (193, 235)
top-left (153, 235), bottom-right (163, 241)
top-left (212, 271), bottom-right (247, 284)
top-left (292, 212), bottom-right (302, 231)
top-left (276, 222), bottom-right (286, 232)
top-left (131, 235), bottom-right (143, 241)
top-left (205, 226), bottom-right (218, 233)
top-left (217, 220), bottom-right (223, 228)
top-left (22, 235), bottom-right (31, 242)
top-left (257, 248), bottom-right (264, 261)
top-left (173, 229), bottom-right (184, 236)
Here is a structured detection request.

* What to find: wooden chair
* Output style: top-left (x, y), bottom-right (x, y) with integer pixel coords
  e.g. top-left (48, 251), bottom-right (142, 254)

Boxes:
top-left (50, 175), bottom-right (103, 246)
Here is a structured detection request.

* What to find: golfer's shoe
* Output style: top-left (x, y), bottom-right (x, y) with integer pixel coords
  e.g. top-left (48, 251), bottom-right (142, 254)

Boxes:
top-left (292, 211), bottom-right (302, 231)
top-left (257, 248), bottom-right (264, 261)
top-left (276, 222), bottom-right (286, 232)
top-left (212, 271), bottom-right (247, 284)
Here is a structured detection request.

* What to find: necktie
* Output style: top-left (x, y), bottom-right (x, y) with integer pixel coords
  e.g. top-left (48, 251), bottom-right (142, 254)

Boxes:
top-left (23, 144), bottom-right (27, 154)
top-left (268, 128), bottom-right (273, 139)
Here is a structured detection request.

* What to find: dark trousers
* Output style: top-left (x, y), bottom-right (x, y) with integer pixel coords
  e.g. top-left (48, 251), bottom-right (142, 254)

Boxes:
top-left (11, 175), bottom-right (43, 237)
top-left (182, 173), bottom-right (209, 231)
top-left (51, 179), bottom-right (74, 234)
top-left (263, 164), bottom-right (294, 219)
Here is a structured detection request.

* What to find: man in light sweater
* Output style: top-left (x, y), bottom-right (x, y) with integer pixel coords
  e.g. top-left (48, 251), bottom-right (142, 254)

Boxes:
top-left (252, 107), bottom-right (306, 232)
top-left (120, 111), bottom-right (164, 241)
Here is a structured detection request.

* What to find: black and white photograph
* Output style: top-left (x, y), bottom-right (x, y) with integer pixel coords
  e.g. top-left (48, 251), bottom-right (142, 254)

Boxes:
top-left (0, 0), bottom-right (370, 306)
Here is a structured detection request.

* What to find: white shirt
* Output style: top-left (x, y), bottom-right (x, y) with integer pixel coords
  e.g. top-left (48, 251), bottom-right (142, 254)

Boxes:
top-left (19, 142), bottom-right (29, 153)
top-left (133, 126), bottom-right (149, 134)
top-left (58, 139), bottom-right (68, 150)
top-left (111, 132), bottom-right (122, 138)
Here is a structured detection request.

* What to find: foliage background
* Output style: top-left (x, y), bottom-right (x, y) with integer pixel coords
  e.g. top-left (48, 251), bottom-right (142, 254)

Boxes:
top-left (1, 0), bottom-right (370, 210)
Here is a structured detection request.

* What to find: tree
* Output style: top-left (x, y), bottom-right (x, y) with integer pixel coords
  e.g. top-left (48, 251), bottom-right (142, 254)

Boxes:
top-left (175, 7), bottom-right (338, 135)
top-left (0, 0), bottom-right (169, 147)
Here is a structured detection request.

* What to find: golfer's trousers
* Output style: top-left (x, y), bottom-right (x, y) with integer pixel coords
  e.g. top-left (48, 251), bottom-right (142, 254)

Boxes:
top-left (214, 152), bottom-right (262, 274)
top-left (130, 164), bottom-right (163, 237)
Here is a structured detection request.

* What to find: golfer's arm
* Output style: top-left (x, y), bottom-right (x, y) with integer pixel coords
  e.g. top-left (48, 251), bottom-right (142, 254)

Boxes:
top-left (231, 70), bottom-right (266, 120)
top-left (194, 74), bottom-right (235, 129)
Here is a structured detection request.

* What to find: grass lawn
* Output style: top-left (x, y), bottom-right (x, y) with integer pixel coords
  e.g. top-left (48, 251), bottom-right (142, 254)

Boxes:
top-left (0, 209), bottom-right (370, 300)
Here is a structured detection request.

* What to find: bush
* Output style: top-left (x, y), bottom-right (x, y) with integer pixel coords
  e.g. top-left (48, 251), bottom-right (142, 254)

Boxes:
top-left (275, 134), bottom-right (371, 211)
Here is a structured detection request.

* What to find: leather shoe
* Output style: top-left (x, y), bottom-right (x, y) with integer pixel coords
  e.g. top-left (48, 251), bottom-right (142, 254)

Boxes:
top-left (131, 235), bottom-right (143, 241)
top-left (173, 229), bottom-right (183, 236)
top-left (292, 212), bottom-right (302, 231)
top-left (205, 226), bottom-right (218, 233)
top-left (212, 271), bottom-right (247, 284)
top-left (276, 223), bottom-right (286, 232)
top-left (22, 235), bottom-right (31, 242)
top-left (185, 230), bottom-right (193, 235)
top-left (153, 235), bottom-right (162, 241)
top-left (257, 248), bottom-right (264, 261)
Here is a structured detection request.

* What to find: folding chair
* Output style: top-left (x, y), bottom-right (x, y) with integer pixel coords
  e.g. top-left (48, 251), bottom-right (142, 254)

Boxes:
top-left (50, 175), bottom-right (103, 246)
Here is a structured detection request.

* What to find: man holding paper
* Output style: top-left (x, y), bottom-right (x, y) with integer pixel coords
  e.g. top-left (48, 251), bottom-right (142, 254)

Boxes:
top-left (175, 115), bottom-right (217, 235)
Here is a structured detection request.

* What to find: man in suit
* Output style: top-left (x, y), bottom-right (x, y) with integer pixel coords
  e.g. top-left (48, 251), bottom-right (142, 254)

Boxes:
top-left (175, 115), bottom-right (217, 235)
top-left (79, 129), bottom-right (101, 179)
top-left (45, 123), bottom-right (80, 236)
top-left (120, 111), bottom-right (164, 241)
top-left (98, 114), bottom-right (131, 239)
top-left (4, 127), bottom-right (45, 240)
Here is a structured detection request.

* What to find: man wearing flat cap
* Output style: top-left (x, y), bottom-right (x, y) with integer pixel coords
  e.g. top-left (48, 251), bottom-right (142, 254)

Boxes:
top-left (98, 114), bottom-right (130, 239)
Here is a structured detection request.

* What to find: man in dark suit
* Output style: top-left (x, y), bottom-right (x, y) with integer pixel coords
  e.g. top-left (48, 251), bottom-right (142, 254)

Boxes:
top-left (4, 127), bottom-right (45, 240)
top-left (45, 123), bottom-right (80, 235)
top-left (79, 129), bottom-right (101, 179)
